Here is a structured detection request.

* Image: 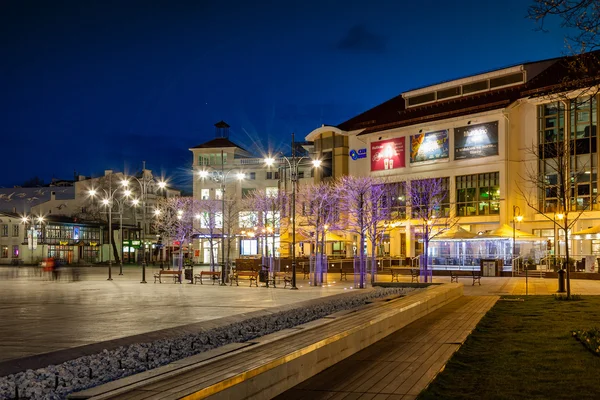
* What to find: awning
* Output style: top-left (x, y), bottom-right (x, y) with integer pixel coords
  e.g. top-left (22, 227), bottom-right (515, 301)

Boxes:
top-left (324, 232), bottom-right (350, 242)
top-left (279, 231), bottom-right (311, 243)
top-left (431, 226), bottom-right (477, 241)
top-left (572, 225), bottom-right (600, 238)
top-left (479, 224), bottom-right (539, 240)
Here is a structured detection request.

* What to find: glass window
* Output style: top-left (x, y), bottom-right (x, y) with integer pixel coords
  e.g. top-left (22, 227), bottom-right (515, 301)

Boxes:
top-left (1, 225), bottom-right (7, 237)
top-left (201, 189), bottom-right (210, 200)
top-left (12, 225), bottom-right (19, 237)
top-left (12, 245), bottom-right (19, 258)
top-left (240, 239), bottom-right (258, 255)
top-left (1, 245), bottom-right (8, 258)
top-left (456, 172), bottom-right (500, 216)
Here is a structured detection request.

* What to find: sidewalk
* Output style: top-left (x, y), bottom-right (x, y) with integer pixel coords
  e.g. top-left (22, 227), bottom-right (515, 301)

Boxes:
top-left (277, 295), bottom-right (498, 400)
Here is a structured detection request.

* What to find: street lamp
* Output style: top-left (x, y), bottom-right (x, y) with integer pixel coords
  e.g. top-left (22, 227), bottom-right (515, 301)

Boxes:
top-left (121, 166), bottom-right (167, 284)
top-left (264, 133), bottom-right (321, 290)
top-left (197, 166), bottom-right (244, 285)
top-left (21, 215), bottom-right (44, 265)
top-left (512, 205), bottom-right (523, 277)
top-left (89, 187), bottom-right (115, 281)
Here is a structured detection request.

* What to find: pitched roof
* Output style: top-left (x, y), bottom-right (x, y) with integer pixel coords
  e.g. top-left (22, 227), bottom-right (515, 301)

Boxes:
top-left (189, 137), bottom-right (248, 152)
top-left (337, 51), bottom-right (600, 136)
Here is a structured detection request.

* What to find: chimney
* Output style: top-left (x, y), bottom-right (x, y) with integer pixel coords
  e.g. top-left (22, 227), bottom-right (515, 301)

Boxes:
top-left (51, 191), bottom-right (56, 201)
top-left (105, 170), bottom-right (113, 176)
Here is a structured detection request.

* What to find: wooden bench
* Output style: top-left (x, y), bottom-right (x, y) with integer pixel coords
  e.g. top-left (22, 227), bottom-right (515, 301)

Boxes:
top-left (390, 267), bottom-right (404, 282)
top-left (450, 271), bottom-right (482, 285)
top-left (339, 266), bottom-right (355, 281)
top-left (410, 268), bottom-right (419, 282)
top-left (264, 271), bottom-right (292, 288)
top-left (229, 268), bottom-right (258, 287)
top-left (153, 270), bottom-right (182, 283)
top-left (194, 271), bottom-right (220, 285)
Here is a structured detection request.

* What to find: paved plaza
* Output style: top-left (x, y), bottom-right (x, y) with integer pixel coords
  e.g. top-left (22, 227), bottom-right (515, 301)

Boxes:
top-left (2, 264), bottom-right (600, 380)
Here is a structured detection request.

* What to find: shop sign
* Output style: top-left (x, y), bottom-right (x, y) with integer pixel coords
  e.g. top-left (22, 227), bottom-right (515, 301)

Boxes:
top-left (454, 121), bottom-right (499, 160)
top-left (370, 137), bottom-right (405, 171)
top-left (59, 241), bottom-right (69, 246)
top-left (410, 130), bottom-right (449, 163)
top-left (349, 148), bottom-right (367, 160)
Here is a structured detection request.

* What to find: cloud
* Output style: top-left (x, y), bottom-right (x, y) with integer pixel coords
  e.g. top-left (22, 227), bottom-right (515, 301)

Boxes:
top-left (336, 24), bottom-right (387, 53)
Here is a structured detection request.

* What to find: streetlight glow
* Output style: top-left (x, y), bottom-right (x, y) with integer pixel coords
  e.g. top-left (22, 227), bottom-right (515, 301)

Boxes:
top-left (198, 170), bottom-right (209, 178)
top-left (102, 199), bottom-right (110, 206)
top-left (312, 159), bottom-right (322, 168)
top-left (158, 180), bottom-right (167, 189)
top-left (236, 172), bottom-right (245, 180)
top-left (154, 209), bottom-right (161, 216)
top-left (121, 180), bottom-right (129, 187)
top-left (88, 189), bottom-right (97, 197)
top-left (264, 157), bottom-right (275, 167)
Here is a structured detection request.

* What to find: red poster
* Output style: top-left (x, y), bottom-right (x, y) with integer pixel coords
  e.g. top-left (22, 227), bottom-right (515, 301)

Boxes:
top-left (370, 137), bottom-right (405, 171)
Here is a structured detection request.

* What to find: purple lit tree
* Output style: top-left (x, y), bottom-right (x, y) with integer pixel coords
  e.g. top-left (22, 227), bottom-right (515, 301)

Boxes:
top-left (242, 188), bottom-right (288, 269)
top-left (153, 196), bottom-right (203, 273)
top-left (297, 182), bottom-right (339, 286)
top-left (337, 176), bottom-right (396, 288)
top-left (408, 177), bottom-right (455, 282)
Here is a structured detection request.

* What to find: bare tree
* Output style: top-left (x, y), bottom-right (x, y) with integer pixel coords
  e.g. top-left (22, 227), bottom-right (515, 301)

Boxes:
top-left (408, 177), bottom-right (455, 282)
top-left (337, 176), bottom-right (396, 288)
top-left (242, 189), bottom-right (288, 265)
top-left (529, 1), bottom-right (600, 99)
top-left (196, 198), bottom-right (222, 270)
top-left (297, 182), bottom-right (339, 285)
top-left (154, 196), bottom-right (202, 273)
top-left (518, 135), bottom-right (598, 298)
top-left (222, 193), bottom-right (242, 270)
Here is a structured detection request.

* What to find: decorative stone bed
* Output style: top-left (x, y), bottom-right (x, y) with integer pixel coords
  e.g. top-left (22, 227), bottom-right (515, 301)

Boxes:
top-left (0, 287), bottom-right (415, 400)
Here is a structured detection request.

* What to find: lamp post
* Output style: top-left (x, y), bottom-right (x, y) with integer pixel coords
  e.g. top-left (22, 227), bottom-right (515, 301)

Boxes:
top-left (116, 186), bottom-right (134, 275)
top-left (512, 205), bottom-right (523, 277)
top-left (21, 215), bottom-right (44, 265)
top-left (89, 181), bottom-right (122, 281)
top-left (264, 133), bottom-right (321, 290)
top-left (121, 164), bottom-right (167, 284)
top-left (198, 166), bottom-right (244, 285)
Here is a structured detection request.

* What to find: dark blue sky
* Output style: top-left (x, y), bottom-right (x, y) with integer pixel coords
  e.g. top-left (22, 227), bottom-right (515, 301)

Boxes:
top-left (1, 0), bottom-right (569, 189)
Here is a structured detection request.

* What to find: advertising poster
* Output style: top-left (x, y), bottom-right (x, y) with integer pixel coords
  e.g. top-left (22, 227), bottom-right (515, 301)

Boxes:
top-left (454, 121), bottom-right (499, 160)
top-left (371, 137), bottom-right (405, 171)
top-left (410, 130), bottom-right (449, 163)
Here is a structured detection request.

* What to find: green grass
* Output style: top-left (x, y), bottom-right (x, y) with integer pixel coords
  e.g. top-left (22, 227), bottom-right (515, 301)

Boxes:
top-left (418, 296), bottom-right (600, 400)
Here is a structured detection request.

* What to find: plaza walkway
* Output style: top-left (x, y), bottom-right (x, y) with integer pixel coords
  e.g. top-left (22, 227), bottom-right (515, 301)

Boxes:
top-left (2, 264), bottom-right (600, 395)
top-left (277, 295), bottom-right (498, 400)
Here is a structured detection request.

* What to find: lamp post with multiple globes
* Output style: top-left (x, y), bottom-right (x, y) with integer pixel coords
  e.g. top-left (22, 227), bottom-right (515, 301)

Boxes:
top-left (264, 133), bottom-right (321, 290)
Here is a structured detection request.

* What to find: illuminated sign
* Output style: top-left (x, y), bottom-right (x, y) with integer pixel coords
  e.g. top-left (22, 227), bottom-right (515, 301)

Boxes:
top-left (410, 130), bottom-right (449, 163)
top-left (349, 148), bottom-right (367, 160)
top-left (371, 137), bottom-right (405, 171)
top-left (454, 121), bottom-right (499, 160)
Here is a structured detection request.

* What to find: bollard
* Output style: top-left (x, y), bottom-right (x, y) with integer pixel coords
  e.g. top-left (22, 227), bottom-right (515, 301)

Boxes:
top-left (557, 269), bottom-right (566, 293)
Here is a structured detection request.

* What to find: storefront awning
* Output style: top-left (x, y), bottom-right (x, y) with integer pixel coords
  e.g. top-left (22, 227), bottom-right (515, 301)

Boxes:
top-left (431, 226), bottom-right (477, 241)
top-left (479, 224), bottom-right (539, 240)
top-left (572, 225), bottom-right (600, 238)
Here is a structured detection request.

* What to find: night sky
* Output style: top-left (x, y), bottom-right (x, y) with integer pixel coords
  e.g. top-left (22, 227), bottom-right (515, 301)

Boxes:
top-left (1, 0), bottom-right (569, 189)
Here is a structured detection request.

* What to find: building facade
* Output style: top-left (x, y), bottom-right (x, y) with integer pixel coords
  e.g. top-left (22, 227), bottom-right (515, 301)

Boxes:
top-left (190, 122), bottom-right (316, 264)
top-left (306, 52), bottom-right (600, 264)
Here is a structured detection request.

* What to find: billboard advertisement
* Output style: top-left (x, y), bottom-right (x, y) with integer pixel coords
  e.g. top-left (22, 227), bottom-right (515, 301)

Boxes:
top-left (410, 130), bottom-right (449, 163)
top-left (371, 137), bottom-right (405, 171)
top-left (454, 121), bottom-right (499, 160)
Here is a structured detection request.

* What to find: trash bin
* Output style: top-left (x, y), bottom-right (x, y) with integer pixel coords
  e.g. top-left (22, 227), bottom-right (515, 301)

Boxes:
top-left (557, 269), bottom-right (566, 293)
top-left (259, 269), bottom-right (268, 283)
top-left (184, 268), bottom-right (193, 282)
